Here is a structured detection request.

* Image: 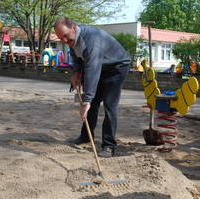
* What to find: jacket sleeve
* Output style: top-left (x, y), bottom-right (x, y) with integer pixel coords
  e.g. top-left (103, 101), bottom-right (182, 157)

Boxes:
top-left (82, 36), bottom-right (103, 103)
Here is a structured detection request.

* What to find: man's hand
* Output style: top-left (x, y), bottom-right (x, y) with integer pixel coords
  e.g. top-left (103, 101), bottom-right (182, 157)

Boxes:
top-left (80, 104), bottom-right (91, 121)
top-left (71, 72), bottom-right (82, 89)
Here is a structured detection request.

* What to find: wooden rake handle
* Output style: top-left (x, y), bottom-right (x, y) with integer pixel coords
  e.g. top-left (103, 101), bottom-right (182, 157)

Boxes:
top-left (75, 87), bottom-right (103, 177)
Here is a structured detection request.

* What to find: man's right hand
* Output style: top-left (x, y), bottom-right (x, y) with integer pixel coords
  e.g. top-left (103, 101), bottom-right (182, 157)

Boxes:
top-left (71, 72), bottom-right (82, 89)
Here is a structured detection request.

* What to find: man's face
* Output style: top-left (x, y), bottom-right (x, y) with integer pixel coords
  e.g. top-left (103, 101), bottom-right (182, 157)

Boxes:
top-left (55, 24), bottom-right (76, 47)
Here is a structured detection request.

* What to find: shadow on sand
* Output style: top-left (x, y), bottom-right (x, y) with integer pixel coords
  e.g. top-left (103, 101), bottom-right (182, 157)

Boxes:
top-left (82, 191), bottom-right (171, 199)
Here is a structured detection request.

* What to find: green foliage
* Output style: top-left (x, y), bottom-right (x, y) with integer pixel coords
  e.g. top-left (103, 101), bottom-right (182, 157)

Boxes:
top-left (0, 0), bottom-right (124, 53)
top-left (112, 33), bottom-right (146, 65)
top-left (172, 38), bottom-right (200, 64)
top-left (139, 0), bottom-right (200, 33)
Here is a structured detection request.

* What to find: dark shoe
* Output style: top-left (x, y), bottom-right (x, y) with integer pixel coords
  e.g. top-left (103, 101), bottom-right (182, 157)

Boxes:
top-left (68, 136), bottom-right (90, 145)
top-left (99, 147), bottom-right (114, 158)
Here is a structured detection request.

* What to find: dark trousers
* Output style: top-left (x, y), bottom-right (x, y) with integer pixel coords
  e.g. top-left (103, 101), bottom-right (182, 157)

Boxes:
top-left (80, 64), bottom-right (129, 149)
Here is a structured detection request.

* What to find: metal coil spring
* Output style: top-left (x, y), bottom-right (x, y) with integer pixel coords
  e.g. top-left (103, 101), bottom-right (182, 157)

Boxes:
top-left (157, 112), bottom-right (179, 151)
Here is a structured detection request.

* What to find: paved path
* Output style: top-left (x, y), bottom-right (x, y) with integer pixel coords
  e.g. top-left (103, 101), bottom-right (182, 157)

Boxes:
top-left (0, 76), bottom-right (199, 116)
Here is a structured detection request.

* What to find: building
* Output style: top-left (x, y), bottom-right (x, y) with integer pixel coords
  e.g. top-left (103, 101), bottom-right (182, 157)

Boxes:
top-left (1, 23), bottom-right (200, 70)
top-left (0, 26), bottom-right (63, 54)
top-left (97, 22), bottom-right (200, 70)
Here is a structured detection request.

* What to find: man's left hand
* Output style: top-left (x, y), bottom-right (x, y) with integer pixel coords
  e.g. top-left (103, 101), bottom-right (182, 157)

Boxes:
top-left (80, 104), bottom-right (91, 121)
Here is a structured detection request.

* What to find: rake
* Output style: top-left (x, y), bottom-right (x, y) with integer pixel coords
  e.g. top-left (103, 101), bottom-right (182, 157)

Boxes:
top-left (75, 86), bottom-right (127, 186)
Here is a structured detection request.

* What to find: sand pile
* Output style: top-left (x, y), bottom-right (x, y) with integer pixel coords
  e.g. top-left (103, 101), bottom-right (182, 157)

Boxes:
top-left (0, 142), bottom-right (198, 199)
top-left (0, 80), bottom-right (199, 199)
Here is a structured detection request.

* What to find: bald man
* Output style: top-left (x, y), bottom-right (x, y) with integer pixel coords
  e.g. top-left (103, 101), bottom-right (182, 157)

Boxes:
top-left (54, 17), bottom-right (131, 157)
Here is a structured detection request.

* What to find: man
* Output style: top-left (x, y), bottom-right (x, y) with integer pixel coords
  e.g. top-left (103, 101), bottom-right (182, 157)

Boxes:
top-left (54, 17), bottom-right (131, 157)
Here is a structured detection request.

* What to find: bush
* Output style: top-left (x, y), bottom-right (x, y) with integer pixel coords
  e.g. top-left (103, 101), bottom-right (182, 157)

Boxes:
top-left (173, 37), bottom-right (200, 64)
top-left (112, 33), bottom-right (145, 65)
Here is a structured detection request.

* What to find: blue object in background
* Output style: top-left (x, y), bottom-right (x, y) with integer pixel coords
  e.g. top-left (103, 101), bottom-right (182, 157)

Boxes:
top-left (156, 90), bottom-right (176, 112)
top-left (156, 100), bottom-right (171, 112)
top-left (163, 91), bottom-right (176, 95)
top-left (183, 64), bottom-right (190, 77)
top-left (42, 50), bottom-right (52, 66)
top-left (67, 49), bottom-right (74, 66)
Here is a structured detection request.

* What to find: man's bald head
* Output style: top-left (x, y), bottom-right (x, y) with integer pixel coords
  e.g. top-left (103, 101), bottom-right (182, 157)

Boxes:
top-left (54, 17), bottom-right (76, 29)
top-left (54, 17), bottom-right (77, 47)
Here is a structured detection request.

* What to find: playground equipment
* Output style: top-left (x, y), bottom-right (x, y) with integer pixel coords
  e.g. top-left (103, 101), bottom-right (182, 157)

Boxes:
top-left (175, 62), bottom-right (200, 77)
top-left (42, 48), bottom-right (71, 72)
top-left (142, 59), bottom-right (199, 151)
top-left (175, 63), bottom-right (183, 74)
top-left (141, 21), bottom-right (199, 151)
top-left (190, 61), bottom-right (198, 74)
top-left (56, 50), bottom-right (65, 66)
top-left (42, 48), bottom-right (55, 71)
top-left (142, 21), bottom-right (163, 146)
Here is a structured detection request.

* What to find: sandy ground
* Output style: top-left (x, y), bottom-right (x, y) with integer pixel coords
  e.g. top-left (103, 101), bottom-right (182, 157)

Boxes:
top-left (0, 76), bottom-right (200, 199)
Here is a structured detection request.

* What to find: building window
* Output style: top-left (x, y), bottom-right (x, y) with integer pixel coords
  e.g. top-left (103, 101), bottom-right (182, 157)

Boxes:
top-left (140, 42), bottom-right (157, 61)
top-left (15, 40), bottom-right (22, 47)
top-left (50, 42), bottom-right (57, 49)
top-left (161, 49), bottom-right (165, 60)
top-left (23, 40), bottom-right (29, 47)
top-left (166, 49), bottom-right (171, 60)
top-left (161, 43), bottom-right (172, 61)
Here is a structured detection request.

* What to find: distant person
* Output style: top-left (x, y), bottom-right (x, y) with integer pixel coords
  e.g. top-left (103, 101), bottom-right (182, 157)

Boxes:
top-left (163, 64), bottom-right (175, 74)
top-left (169, 64), bottom-right (175, 74)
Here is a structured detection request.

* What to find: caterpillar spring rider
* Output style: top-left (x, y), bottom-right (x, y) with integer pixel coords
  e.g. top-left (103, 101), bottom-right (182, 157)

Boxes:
top-left (142, 22), bottom-right (199, 151)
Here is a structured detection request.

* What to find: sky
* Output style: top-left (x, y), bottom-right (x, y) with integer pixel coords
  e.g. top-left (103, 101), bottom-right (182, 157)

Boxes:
top-left (96, 0), bottom-right (144, 24)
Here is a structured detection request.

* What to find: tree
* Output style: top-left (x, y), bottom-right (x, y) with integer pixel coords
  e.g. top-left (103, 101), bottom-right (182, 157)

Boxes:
top-left (173, 38), bottom-right (200, 64)
top-left (139, 0), bottom-right (200, 33)
top-left (0, 0), bottom-right (124, 54)
top-left (112, 33), bottom-right (146, 66)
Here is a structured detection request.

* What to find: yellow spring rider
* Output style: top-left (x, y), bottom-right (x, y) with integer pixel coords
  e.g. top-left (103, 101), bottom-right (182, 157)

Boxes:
top-left (141, 59), bottom-right (199, 149)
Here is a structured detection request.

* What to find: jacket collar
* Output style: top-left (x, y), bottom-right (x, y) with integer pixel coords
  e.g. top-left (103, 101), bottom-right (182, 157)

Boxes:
top-left (73, 25), bottom-right (81, 47)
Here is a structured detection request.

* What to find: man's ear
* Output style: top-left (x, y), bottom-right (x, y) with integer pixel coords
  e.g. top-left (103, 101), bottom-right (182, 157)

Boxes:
top-left (72, 24), bottom-right (76, 32)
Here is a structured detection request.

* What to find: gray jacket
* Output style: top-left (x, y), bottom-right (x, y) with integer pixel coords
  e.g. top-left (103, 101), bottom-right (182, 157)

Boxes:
top-left (71, 25), bottom-right (131, 103)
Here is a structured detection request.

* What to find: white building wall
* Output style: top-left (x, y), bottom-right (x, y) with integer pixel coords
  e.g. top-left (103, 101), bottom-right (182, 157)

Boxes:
top-left (2, 46), bottom-right (30, 53)
top-left (2, 41), bottom-right (30, 53)
top-left (152, 42), bottom-right (179, 70)
top-left (2, 40), bottom-right (63, 53)
top-left (95, 22), bottom-right (140, 36)
top-left (96, 22), bottom-right (180, 70)
top-left (156, 42), bottom-right (162, 64)
top-left (1, 24), bottom-right (180, 70)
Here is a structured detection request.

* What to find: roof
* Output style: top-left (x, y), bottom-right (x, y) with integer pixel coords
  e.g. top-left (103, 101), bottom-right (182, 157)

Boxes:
top-left (141, 27), bottom-right (200, 43)
top-left (95, 22), bottom-right (138, 26)
top-left (1, 26), bottom-right (60, 41)
top-left (2, 25), bottom-right (200, 43)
